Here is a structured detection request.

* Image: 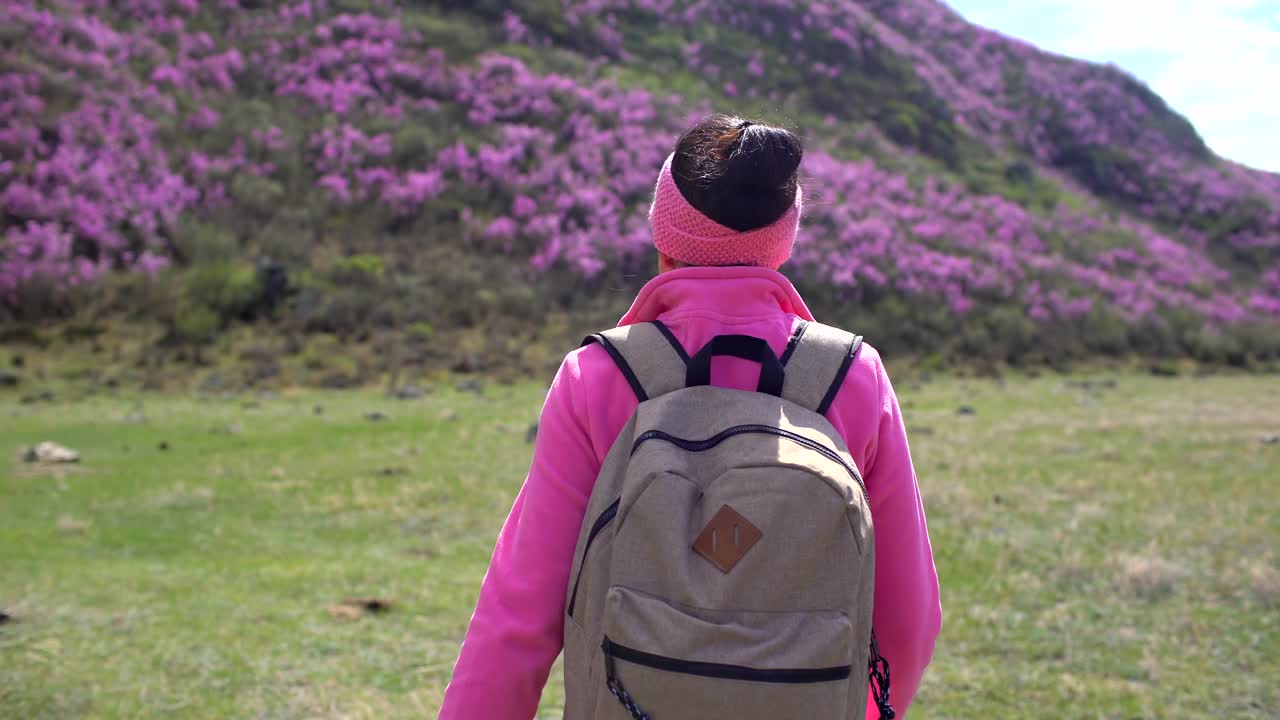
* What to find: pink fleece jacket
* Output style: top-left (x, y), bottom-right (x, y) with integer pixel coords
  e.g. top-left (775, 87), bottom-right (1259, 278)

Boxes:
top-left (439, 266), bottom-right (941, 719)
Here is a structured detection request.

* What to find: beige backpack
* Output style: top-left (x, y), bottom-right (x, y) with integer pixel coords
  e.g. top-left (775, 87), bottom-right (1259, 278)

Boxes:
top-left (562, 320), bottom-right (893, 719)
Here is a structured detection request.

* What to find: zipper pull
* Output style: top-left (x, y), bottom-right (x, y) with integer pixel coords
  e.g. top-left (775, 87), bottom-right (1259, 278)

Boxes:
top-left (602, 638), bottom-right (650, 720)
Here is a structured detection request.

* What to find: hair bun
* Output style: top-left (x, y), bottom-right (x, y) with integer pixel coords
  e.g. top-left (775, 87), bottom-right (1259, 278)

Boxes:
top-left (670, 114), bottom-right (804, 232)
top-left (728, 124), bottom-right (803, 192)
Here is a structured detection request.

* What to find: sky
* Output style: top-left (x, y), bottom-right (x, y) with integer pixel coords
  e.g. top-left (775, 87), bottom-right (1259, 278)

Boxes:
top-left (947, 0), bottom-right (1280, 173)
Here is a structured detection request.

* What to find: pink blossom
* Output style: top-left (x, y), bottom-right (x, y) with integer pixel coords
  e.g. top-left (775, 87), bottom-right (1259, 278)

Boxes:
top-left (318, 174), bottom-right (351, 203)
top-left (185, 105), bottom-right (220, 130)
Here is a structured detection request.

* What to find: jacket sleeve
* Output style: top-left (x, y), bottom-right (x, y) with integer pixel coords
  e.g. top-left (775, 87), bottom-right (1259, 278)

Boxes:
top-left (855, 348), bottom-right (942, 718)
top-left (438, 350), bottom-right (599, 719)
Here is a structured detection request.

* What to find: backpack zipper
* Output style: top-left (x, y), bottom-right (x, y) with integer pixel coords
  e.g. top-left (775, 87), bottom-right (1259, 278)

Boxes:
top-left (603, 636), bottom-right (851, 683)
top-left (631, 425), bottom-right (870, 505)
top-left (566, 497), bottom-right (620, 619)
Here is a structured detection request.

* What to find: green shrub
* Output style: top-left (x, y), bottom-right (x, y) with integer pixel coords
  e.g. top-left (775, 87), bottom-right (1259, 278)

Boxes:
top-left (407, 321), bottom-right (436, 343)
top-left (185, 264), bottom-right (262, 319)
top-left (330, 254), bottom-right (387, 286)
top-left (392, 125), bottom-right (440, 167)
top-left (174, 219), bottom-right (239, 264)
top-left (981, 306), bottom-right (1038, 363)
top-left (1051, 144), bottom-right (1148, 202)
top-left (1079, 307), bottom-right (1131, 356)
top-left (879, 100), bottom-right (921, 148)
top-left (173, 302), bottom-right (220, 345)
top-left (230, 174), bottom-right (286, 218)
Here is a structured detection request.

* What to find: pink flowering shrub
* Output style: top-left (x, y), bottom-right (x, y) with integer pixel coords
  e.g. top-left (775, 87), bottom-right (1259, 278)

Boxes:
top-left (1, 0), bottom-right (1277, 358)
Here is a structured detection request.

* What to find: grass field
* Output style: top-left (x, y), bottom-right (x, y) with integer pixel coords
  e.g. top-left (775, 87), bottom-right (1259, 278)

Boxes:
top-left (2, 372), bottom-right (1278, 719)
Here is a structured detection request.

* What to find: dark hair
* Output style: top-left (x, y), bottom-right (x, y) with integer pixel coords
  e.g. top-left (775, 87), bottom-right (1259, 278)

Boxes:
top-left (670, 114), bottom-right (803, 232)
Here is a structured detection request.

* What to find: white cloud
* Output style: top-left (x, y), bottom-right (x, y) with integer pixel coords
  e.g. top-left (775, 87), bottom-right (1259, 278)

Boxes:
top-left (949, 0), bottom-right (1280, 172)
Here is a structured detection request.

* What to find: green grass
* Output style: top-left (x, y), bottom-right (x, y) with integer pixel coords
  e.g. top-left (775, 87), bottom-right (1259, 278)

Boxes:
top-left (2, 373), bottom-right (1277, 718)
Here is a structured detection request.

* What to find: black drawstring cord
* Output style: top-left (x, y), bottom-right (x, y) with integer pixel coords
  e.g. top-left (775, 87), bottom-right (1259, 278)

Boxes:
top-left (604, 640), bottom-right (651, 720)
top-left (869, 630), bottom-right (896, 719)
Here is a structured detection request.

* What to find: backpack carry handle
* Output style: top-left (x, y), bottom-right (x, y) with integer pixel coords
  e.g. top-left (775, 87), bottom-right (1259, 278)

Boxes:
top-left (685, 335), bottom-right (785, 397)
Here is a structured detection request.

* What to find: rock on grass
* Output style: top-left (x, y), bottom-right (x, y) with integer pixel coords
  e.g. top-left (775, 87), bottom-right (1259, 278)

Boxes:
top-left (394, 385), bottom-right (428, 400)
top-left (327, 597), bottom-right (393, 620)
top-left (24, 441), bottom-right (80, 464)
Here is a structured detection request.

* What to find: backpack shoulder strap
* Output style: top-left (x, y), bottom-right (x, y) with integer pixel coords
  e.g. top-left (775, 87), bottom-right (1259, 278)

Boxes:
top-left (581, 320), bottom-right (689, 402)
top-left (780, 321), bottom-right (863, 415)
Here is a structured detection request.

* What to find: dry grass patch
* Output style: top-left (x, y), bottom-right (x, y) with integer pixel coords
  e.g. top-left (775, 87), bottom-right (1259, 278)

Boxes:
top-left (1239, 558), bottom-right (1280, 606)
top-left (148, 483), bottom-right (215, 508)
top-left (55, 515), bottom-right (90, 533)
top-left (1111, 552), bottom-right (1191, 600)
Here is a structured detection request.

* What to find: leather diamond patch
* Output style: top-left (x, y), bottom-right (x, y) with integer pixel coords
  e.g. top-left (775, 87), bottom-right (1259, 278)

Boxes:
top-left (692, 504), bottom-right (762, 574)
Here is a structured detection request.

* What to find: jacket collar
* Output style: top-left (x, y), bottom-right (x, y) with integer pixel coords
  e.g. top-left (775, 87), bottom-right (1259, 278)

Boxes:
top-left (618, 266), bottom-right (816, 326)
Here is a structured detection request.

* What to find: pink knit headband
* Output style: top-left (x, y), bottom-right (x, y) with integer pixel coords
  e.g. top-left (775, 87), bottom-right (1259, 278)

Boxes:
top-left (648, 153), bottom-right (802, 268)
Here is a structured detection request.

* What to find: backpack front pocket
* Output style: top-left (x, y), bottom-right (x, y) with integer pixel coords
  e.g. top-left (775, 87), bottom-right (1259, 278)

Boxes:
top-left (595, 586), bottom-right (852, 719)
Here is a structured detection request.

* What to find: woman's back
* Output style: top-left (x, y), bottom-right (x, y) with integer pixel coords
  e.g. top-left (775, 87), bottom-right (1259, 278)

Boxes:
top-left (439, 115), bottom-right (940, 719)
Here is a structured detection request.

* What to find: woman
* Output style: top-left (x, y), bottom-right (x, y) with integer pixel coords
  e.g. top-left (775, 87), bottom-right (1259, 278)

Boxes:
top-left (439, 115), bottom-right (941, 718)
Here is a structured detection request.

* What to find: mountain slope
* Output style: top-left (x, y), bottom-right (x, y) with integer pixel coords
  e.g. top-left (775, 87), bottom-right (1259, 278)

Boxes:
top-left (1, 0), bottom-right (1277, 372)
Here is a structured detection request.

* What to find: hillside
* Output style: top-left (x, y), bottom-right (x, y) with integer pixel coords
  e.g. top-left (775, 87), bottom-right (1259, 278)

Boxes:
top-left (2, 0), bottom-right (1279, 380)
